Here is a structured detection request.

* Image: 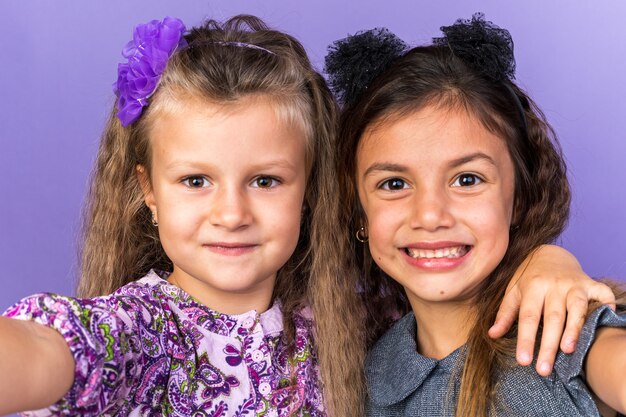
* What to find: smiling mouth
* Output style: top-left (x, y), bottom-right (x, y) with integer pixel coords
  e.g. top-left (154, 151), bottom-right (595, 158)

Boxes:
top-left (404, 245), bottom-right (471, 259)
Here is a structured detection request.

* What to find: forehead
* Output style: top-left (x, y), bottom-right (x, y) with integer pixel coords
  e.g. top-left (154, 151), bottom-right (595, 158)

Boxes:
top-left (357, 105), bottom-right (511, 167)
top-left (149, 92), bottom-right (298, 128)
top-left (147, 91), bottom-right (313, 166)
top-left (147, 96), bottom-right (307, 167)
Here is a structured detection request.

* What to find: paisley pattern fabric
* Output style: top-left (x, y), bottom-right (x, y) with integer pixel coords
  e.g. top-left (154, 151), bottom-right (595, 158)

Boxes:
top-left (3, 271), bottom-right (325, 417)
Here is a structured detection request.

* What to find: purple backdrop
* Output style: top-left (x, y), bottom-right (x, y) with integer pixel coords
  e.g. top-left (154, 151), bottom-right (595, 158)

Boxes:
top-left (2, 0), bottom-right (625, 301)
top-left (0, 4), bottom-right (624, 409)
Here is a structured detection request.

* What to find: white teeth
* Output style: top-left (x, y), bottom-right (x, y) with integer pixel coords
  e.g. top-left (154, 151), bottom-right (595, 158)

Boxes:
top-left (405, 246), bottom-right (468, 259)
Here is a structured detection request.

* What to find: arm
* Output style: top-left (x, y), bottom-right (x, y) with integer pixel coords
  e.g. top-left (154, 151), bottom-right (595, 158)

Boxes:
top-left (488, 244), bottom-right (616, 376)
top-left (585, 326), bottom-right (626, 413)
top-left (1, 290), bottom-right (148, 416)
top-left (0, 317), bottom-right (74, 415)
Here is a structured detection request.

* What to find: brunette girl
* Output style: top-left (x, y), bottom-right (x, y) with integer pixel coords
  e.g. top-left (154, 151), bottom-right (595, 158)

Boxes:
top-left (329, 13), bottom-right (626, 416)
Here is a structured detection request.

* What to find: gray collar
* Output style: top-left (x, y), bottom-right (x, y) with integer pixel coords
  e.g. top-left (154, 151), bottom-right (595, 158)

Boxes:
top-left (365, 312), bottom-right (464, 406)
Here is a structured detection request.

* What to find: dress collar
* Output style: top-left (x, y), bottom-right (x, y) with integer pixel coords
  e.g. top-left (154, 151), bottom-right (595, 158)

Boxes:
top-left (141, 270), bottom-right (284, 337)
top-left (365, 312), bottom-right (464, 406)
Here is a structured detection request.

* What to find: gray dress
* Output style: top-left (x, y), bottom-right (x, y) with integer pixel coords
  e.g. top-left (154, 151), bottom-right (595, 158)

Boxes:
top-left (366, 305), bottom-right (626, 416)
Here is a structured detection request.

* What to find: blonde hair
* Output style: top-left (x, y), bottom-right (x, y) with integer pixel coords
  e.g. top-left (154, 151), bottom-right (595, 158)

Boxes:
top-left (78, 15), bottom-right (365, 416)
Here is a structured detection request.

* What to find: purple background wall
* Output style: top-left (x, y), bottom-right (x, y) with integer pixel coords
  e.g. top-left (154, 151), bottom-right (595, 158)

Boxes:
top-left (2, 1), bottom-right (626, 301)
top-left (0, 3), bottom-right (624, 410)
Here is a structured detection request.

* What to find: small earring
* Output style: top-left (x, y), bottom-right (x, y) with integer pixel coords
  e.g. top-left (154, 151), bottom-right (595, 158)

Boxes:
top-left (355, 226), bottom-right (368, 243)
top-left (151, 212), bottom-right (158, 227)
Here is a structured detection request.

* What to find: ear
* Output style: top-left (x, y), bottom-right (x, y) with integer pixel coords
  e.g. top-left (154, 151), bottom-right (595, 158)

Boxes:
top-left (136, 165), bottom-right (157, 216)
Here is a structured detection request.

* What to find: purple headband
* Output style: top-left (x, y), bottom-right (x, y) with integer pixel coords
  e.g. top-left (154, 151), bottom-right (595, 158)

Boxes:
top-left (114, 18), bottom-right (276, 127)
top-left (114, 17), bottom-right (187, 127)
top-left (209, 41), bottom-right (275, 55)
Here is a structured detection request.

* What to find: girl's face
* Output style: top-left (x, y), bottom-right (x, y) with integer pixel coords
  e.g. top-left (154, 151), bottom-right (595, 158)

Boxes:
top-left (356, 105), bottom-right (516, 309)
top-left (140, 96), bottom-right (307, 314)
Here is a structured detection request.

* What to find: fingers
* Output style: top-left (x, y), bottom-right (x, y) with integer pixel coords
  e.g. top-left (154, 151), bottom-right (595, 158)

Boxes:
top-left (536, 282), bottom-right (615, 374)
top-left (515, 290), bottom-right (545, 367)
top-left (559, 288), bottom-right (588, 354)
top-left (490, 246), bottom-right (616, 377)
top-left (587, 281), bottom-right (617, 311)
top-left (535, 294), bottom-right (567, 376)
top-left (559, 282), bottom-right (616, 354)
top-left (514, 281), bottom-right (614, 375)
top-left (489, 287), bottom-right (521, 339)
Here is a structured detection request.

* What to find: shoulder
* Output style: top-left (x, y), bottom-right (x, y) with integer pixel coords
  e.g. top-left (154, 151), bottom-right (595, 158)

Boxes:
top-left (578, 304), bottom-right (626, 345)
top-left (282, 303), bottom-right (318, 342)
top-left (554, 304), bottom-right (626, 382)
top-left (545, 305), bottom-right (626, 413)
top-left (288, 305), bottom-right (317, 349)
top-left (107, 270), bottom-right (177, 315)
top-left (2, 270), bottom-right (174, 331)
top-left (367, 312), bottom-right (416, 369)
top-left (366, 313), bottom-right (431, 408)
top-left (292, 304), bottom-right (315, 330)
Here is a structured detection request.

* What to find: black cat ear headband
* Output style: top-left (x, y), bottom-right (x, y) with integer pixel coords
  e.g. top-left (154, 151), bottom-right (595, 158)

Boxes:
top-left (433, 12), bottom-right (516, 83)
top-left (324, 13), bottom-right (528, 137)
top-left (324, 27), bottom-right (408, 107)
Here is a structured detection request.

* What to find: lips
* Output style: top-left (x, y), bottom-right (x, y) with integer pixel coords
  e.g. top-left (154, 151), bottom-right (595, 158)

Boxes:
top-left (401, 243), bottom-right (472, 271)
top-left (405, 245), bottom-right (470, 259)
top-left (203, 243), bottom-right (258, 256)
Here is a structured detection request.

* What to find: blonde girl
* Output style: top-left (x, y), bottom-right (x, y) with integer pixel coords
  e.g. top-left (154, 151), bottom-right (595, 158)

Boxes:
top-left (0, 15), bottom-right (362, 416)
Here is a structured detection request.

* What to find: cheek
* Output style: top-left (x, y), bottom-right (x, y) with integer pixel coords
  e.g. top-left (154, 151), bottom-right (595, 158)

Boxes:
top-left (465, 195), bottom-right (512, 255)
top-left (365, 201), bottom-right (405, 255)
top-left (270, 187), bottom-right (306, 246)
top-left (470, 179), bottom-right (515, 226)
top-left (278, 202), bottom-right (303, 239)
top-left (155, 191), bottom-right (204, 238)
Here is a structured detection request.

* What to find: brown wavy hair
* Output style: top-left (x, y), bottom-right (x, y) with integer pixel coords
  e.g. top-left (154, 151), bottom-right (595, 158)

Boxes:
top-left (337, 45), bottom-right (576, 416)
top-left (78, 15), bottom-right (364, 416)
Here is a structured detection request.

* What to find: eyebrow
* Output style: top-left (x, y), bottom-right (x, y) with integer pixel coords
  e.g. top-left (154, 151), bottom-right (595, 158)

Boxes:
top-left (362, 163), bottom-right (408, 179)
top-left (448, 152), bottom-right (497, 168)
top-left (362, 152), bottom-right (497, 179)
top-left (165, 159), bottom-right (298, 171)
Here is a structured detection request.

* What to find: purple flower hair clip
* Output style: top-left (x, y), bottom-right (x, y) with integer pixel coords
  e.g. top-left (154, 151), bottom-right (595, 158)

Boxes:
top-left (114, 17), bottom-right (187, 127)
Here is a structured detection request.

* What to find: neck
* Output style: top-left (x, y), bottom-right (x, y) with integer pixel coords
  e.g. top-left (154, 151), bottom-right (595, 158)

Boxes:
top-left (408, 298), bottom-right (476, 360)
top-left (168, 268), bottom-right (274, 315)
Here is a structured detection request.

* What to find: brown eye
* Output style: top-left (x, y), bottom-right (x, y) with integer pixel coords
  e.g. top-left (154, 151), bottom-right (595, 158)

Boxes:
top-left (452, 174), bottom-right (482, 187)
top-left (252, 176), bottom-right (279, 189)
top-left (182, 176), bottom-right (210, 188)
top-left (380, 178), bottom-right (407, 191)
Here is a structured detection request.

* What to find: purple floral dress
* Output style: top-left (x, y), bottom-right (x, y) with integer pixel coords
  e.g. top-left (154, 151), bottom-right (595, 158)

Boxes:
top-left (3, 271), bottom-right (325, 417)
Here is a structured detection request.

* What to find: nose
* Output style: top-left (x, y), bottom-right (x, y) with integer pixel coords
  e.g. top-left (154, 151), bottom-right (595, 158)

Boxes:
top-left (409, 186), bottom-right (455, 232)
top-left (208, 185), bottom-right (252, 230)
